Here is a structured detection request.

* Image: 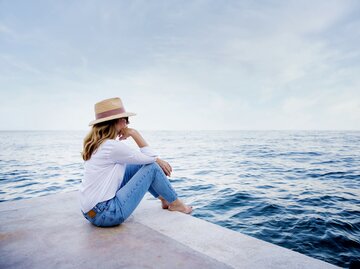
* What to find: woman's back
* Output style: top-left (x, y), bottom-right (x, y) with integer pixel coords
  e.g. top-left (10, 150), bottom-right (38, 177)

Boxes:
top-left (79, 139), bottom-right (126, 213)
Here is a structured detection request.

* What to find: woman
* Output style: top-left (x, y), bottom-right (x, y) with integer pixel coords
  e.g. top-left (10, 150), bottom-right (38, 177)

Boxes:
top-left (79, 97), bottom-right (192, 227)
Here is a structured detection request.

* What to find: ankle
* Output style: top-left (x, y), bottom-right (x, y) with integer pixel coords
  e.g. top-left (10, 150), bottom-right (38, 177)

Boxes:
top-left (169, 199), bottom-right (181, 206)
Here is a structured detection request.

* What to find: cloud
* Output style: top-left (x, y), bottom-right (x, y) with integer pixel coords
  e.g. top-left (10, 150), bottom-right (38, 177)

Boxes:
top-left (0, 23), bottom-right (13, 35)
top-left (0, 0), bottom-right (359, 130)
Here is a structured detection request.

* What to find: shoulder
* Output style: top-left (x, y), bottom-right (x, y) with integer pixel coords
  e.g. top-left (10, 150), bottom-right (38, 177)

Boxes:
top-left (102, 138), bottom-right (129, 146)
top-left (106, 139), bottom-right (132, 152)
top-left (103, 139), bottom-right (117, 146)
top-left (105, 139), bottom-right (127, 147)
top-left (96, 139), bottom-right (122, 153)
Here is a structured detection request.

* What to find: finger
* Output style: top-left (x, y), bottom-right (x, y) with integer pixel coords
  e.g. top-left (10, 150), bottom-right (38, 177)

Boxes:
top-left (160, 162), bottom-right (171, 176)
top-left (162, 166), bottom-right (168, 175)
top-left (166, 167), bottom-right (171, 176)
top-left (166, 164), bottom-right (172, 173)
top-left (159, 163), bottom-right (165, 172)
top-left (161, 166), bottom-right (170, 176)
top-left (164, 161), bottom-right (172, 172)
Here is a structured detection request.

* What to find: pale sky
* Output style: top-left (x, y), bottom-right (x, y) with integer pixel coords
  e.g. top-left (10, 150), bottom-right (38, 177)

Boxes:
top-left (0, 0), bottom-right (359, 130)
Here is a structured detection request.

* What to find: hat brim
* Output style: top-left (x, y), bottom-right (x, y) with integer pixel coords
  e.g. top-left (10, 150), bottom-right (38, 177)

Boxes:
top-left (88, 112), bottom-right (136, 126)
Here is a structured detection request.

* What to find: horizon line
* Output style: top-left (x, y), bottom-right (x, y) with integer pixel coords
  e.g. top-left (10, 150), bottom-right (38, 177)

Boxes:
top-left (0, 129), bottom-right (359, 132)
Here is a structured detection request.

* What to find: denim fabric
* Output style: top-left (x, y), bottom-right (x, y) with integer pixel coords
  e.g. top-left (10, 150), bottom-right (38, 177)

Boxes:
top-left (82, 162), bottom-right (178, 227)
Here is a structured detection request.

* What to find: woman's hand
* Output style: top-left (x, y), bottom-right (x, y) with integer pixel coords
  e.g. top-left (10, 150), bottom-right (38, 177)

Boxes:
top-left (119, 127), bottom-right (135, 140)
top-left (156, 158), bottom-right (173, 177)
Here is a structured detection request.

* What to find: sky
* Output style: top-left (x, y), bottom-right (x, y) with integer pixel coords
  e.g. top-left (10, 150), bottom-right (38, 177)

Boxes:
top-left (0, 0), bottom-right (359, 130)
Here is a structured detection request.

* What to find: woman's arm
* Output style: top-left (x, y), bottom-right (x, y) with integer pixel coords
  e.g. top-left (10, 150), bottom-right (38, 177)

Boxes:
top-left (109, 142), bottom-right (157, 165)
top-left (120, 127), bottom-right (172, 176)
top-left (128, 129), bottom-right (149, 148)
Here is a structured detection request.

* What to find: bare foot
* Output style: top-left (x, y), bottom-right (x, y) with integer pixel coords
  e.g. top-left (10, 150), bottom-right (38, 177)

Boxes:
top-left (158, 196), bottom-right (169, 209)
top-left (168, 199), bottom-right (193, 214)
top-left (161, 199), bottom-right (169, 209)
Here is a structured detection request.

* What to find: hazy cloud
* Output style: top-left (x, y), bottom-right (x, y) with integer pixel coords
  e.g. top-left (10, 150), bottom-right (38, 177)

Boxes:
top-left (0, 0), bottom-right (359, 130)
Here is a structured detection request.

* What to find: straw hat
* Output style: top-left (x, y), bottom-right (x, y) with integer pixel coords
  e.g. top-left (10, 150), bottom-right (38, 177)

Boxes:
top-left (88, 97), bottom-right (136, 126)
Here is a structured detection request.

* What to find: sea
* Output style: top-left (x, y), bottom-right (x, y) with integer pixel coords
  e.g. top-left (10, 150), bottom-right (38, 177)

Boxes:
top-left (0, 130), bottom-right (359, 268)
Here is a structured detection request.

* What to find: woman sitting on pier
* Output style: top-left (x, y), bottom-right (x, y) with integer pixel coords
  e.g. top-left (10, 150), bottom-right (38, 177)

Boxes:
top-left (79, 97), bottom-right (192, 227)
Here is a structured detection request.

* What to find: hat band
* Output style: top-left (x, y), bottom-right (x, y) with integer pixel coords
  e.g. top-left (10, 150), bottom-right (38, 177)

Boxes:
top-left (96, 107), bottom-right (126, 120)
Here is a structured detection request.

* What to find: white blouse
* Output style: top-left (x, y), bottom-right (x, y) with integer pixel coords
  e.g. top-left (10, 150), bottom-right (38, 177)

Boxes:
top-left (78, 139), bottom-right (158, 213)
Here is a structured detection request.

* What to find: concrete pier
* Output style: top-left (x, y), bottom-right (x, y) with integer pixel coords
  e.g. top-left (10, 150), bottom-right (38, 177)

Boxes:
top-left (0, 190), bottom-right (341, 269)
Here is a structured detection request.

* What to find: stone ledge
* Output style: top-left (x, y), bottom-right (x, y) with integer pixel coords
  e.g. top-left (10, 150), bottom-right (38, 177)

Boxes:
top-left (0, 190), bottom-right (341, 269)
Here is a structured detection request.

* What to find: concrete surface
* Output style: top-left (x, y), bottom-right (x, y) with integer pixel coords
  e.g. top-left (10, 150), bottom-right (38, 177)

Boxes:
top-left (0, 190), bottom-right (341, 269)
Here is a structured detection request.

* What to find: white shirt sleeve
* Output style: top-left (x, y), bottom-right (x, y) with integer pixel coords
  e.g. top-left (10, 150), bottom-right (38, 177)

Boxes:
top-left (109, 141), bottom-right (157, 164)
top-left (140, 146), bottom-right (158, 157)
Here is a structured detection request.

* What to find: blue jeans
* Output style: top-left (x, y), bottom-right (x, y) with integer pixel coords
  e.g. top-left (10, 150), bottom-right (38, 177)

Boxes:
top-left (82, 163), bottom-right (178, 227)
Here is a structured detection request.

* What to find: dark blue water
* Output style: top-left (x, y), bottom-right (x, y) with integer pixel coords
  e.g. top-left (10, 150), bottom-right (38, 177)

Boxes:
top-left (0, 130), bottom-right (359, 268)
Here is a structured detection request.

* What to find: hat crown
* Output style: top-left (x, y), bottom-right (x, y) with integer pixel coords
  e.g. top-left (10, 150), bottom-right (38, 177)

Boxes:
top-left (88, 97), bottom-right (136, 126)
top-left (95, 97), bottom-right (123, 114)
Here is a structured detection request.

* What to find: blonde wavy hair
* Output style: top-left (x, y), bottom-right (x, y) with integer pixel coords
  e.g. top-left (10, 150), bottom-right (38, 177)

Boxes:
top-left (82, 119), bottom-right (119, 161)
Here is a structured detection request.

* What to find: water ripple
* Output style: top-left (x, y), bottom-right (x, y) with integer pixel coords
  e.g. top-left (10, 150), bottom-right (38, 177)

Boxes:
top-left (0, 130), bottom-right (359, 268)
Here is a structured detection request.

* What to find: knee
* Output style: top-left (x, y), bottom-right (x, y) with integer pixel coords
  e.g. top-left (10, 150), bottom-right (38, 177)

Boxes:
top-left (144, 162), bottom-right (158, 168)
top-left (144, 162), bottom-right (161, 172)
